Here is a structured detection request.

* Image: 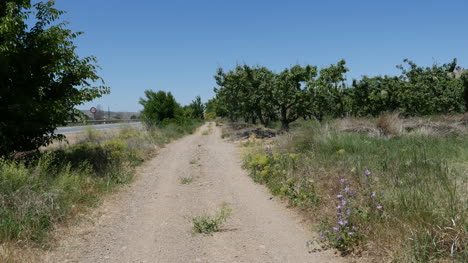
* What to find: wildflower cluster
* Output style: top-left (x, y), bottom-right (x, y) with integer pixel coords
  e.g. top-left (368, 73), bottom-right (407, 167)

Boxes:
top-left (321, 178), bottom-right (362, 251)
top-left (321, 170), bottom-right (385, 252)
top-left (362, 170), bottom-right (384, 216)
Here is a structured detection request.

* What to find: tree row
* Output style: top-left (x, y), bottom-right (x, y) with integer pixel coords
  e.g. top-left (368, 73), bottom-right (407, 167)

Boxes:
top-left (210, 59), bottom-right (468, 130)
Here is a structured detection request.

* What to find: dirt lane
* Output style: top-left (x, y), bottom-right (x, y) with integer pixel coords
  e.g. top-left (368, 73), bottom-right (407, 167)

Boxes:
top-left (46, 123), bottom-right (342, 263)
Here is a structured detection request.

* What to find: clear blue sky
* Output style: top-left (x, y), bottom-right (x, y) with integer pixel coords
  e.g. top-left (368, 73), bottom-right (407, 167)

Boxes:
top-left (53, 0), bottom-right (468, 112)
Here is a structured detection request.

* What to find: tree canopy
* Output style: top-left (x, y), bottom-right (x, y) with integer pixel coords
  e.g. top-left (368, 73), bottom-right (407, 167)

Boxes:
top-left (0, 0), bottom-right (109, 155)
top-left (213, 59), bottom-right (466, 130)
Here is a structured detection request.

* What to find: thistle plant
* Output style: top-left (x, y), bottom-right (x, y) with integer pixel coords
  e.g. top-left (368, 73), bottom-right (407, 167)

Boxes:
top-left (321, 171), bottom-right (384, 252)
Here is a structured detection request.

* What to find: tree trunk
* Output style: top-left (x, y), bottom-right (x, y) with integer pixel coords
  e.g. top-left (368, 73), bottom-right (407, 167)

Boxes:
top-left (281, 120), bottom-right (290, 131)
top-left (280, 106), bottom-right (289, 131)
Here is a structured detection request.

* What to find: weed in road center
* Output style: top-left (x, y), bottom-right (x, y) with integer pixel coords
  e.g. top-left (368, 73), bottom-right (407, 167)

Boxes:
top-left (180, 176), bottom-right (194, 184)
top-left (192, 204), bottom-right (232, 234)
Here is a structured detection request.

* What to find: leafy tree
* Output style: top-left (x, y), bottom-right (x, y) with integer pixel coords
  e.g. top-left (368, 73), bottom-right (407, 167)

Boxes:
top-left (0, 1), bottom-right (109, 156)
top-left (396, 59), bottom-right (464, 115)
top-left (242, 65), bottom-right (276, 126)
top-left (214, 67), bottom-right (245, 122)
top-left (308, 60), bottom-right (348, 121)
top-left (273, 65), bottom-right (317, 130)
top-left (187, 95), bottom-right (205, 119)
top-left (139, 90), bottom-right (181, 125)
top-left (349, 75), bottom-right (402, 116)
top-left (458, 71), bottom-right (468, 112)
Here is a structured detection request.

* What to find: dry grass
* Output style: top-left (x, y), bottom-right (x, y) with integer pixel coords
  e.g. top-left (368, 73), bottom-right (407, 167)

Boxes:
top-left (334, 117), bottom-right (381, 137)
top-left (376, 113), bottom-right (404, 137)
top-left (335, 114), bottom-right (468, 138)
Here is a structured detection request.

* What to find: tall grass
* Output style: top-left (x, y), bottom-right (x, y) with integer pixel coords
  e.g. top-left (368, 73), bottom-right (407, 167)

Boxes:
top-left (243, 119), bottom-right (467, 262)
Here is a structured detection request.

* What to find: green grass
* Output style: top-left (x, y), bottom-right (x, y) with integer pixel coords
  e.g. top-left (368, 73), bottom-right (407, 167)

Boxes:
top-left (146, 119), bottom-right (204, 146)
top-left (243, 119), bottom-right (467, 262)
top-left (192, 204), bottom-right (232, 234)
top-left (180, 176), bottom-right (194, 184)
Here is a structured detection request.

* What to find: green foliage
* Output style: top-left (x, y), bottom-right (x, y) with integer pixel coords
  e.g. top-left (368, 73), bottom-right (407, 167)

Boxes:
top-left (214, 64), bottom-right (317, 130)
top-left (186, 95), bottom-right (205, 119)
top-left (192, 204), bottom-right (232, 234)
top-left (396, 59), bottom-right (464, 115)
top-left (213, 59), bottom-right (467, 128)
top-left (0, 0), bottom-right (109, 155)
top-left (308, 60), bottom-right (349, 121)
top-left (139, 90), bottom-right (181, 125)
top-left (179, 176), bottom-right (193, 184)
top-left (149, 119), bottom-right (204, 146)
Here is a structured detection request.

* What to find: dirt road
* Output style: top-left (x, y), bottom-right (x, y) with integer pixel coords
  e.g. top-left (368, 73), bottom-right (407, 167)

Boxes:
top-left (47, 123), bottom-right (341, 263)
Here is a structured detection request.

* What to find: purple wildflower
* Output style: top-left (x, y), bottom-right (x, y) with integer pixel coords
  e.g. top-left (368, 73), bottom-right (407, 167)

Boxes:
top-left (336, 205), bottom-right (341, 209)
top-left (344, 187), bottom-right (350, 193)
top-left (341, 200), bottom-right (347, 206)
top-left (337, 219), bottom-right (344, 225)
top-left (348, 232), bottom-right (354, 235)
top-left (337, 194), bottom-right (343, 199)
top-left (340, 178), bottom-right (346, 184)
top-left (365, 169), bottom-right (372, 176)
top-left (346, 210), bottom-right (351, 215)
top-left (377, 205), bottom-right (383, 210)
top-left (333, 227), bottom-right (339, 231)
top-left (371, 192), bottom-right (376, 197)
top-left (324, 230), bottom-right (330, 233)
top-left (336, 212), bottom-right (342, 216)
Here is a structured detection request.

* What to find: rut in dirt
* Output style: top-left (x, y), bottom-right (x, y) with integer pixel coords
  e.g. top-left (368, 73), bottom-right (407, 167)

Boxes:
top-left (47, 123), bottom-right (342, 263)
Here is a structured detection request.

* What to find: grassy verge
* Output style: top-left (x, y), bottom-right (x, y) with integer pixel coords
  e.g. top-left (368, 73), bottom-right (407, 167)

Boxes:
top-left (242, 118), bottom-right (467, 262)
top-left (0, 121), bottom-right (202, 260)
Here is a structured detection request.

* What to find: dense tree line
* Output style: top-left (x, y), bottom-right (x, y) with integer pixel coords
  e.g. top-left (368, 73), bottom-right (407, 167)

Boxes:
top-left (212, 59), bottom-right (468, 130)
top-left (139, 90), bottom-right (205, 126)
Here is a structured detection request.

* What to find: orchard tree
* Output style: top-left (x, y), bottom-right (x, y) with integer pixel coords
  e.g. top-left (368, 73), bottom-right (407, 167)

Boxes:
top-left (242, 65), bottom-right (276, 126)
top-left (349, 75), bottom-right (402, 116)
top-left (139, 90), bottom-right (181, 125)
top-left (0, 1), bottom-right (109, 156)
top-left (273, 65), bottom-right (317, 130)
top-left (308, 60), bottom-right (348, 121)
top-left (396, 59), bottom-right (464, 115)
top-left (214, 67), bottom-right (244, 121)
top-left (461, 72), bottom-right (468, 111)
